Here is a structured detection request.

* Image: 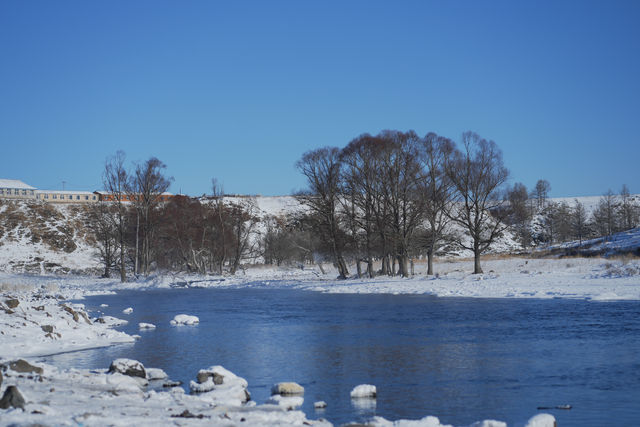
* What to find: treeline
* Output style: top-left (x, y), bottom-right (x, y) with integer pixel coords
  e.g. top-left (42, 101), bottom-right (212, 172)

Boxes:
top-left (293, 130), bottom-right (640, 278)
top-left (89, 133), bottom-right (640, 282)
top-left (90, 153), bottom-right (265, 281)
top-left (294, 130), bottom-right (512, 278)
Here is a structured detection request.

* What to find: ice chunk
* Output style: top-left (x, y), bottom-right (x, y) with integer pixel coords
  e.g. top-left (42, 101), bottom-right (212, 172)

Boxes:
top-left (122, 307), bottom-right (133, 314)
top-left (170, 314), bottom-right (199, 325)
top-left (138, 322), bottom-right (156, 329)
top-left (351, 384), bottom-right (377, 398)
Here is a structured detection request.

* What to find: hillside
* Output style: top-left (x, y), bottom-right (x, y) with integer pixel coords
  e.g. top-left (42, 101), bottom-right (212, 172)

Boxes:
top-left (0, 194), bottom-right (638, 276)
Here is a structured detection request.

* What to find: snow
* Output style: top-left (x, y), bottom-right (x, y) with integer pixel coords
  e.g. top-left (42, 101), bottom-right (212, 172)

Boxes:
top-left (122, 306), bottom-right (133, 314)
top-left (170, 314), bottom-right (200, 325)
top-left (138, 322), bottom-right (156, 329)
top-left (351, 384), bottom-right (377, 398)
top-left (521, 414), bottom-right (557, 427)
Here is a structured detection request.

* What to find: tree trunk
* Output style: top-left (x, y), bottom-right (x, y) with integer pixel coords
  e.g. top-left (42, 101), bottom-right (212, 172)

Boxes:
top-left (134, 211), bottom-right (139, 275)
top-left (427, 250), bottom-right (434, 275)
top-left (473, 249), bottom-right (483, 274)
top-left (366, 258), bottom-right (374, 278)
top-left (356, 260), bottom-right (362, 278)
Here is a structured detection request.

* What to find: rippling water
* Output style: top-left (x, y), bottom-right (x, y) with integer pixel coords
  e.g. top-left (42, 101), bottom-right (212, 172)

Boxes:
top-left (40, 286), bottom-right (640, 426)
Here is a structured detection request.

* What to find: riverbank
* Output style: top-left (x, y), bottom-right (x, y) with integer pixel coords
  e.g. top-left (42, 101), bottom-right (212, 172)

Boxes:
top-left (4, 255), bottom-right (631, 425)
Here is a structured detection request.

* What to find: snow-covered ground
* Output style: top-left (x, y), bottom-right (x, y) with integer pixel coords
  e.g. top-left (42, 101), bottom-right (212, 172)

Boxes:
top-left (0, 257), bottom-right (595, 426)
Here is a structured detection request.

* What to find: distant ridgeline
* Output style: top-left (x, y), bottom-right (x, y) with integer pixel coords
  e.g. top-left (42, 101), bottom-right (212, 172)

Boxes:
top-left (0, 179), bottom-right (173, 204)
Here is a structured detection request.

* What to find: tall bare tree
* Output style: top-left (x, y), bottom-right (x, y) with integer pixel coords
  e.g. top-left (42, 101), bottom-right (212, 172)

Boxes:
top-left (129, 157), bottom-right (172, 275)
top-left (296, 147), bottom-right (349, 279)
top-left (593, 190), bottom-right (617, 239)
top-left (535, 179), bottom-right (551, 209)
top-left (103, 151), bottom-right (129, 282)
top-left (619, 184), bottom-right (639, 231)
top-left (572, 199), bottom-right (589, 245)
top-left (88, 202), bottom-right (119, 278)
top-left (419, 132), bottom-right (455, 275)
top-left (446, 132), bottom-right (510, 274)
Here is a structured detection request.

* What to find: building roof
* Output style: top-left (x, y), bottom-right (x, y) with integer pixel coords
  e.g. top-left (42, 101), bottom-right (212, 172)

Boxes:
top-left (0, 179), bottom-right (36, 190)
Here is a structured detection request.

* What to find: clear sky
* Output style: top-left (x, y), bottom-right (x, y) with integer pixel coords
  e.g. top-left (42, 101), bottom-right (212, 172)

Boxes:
top-left (1, 1), bottom-right (639, 197)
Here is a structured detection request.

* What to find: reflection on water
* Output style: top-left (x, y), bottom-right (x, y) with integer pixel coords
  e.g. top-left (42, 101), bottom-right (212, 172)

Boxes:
top-left (40, 288), bottom-right (640, 426)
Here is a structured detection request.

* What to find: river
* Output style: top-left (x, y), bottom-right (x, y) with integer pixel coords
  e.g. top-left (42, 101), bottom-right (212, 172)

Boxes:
top-left (40, 287), bottom-right (640, 426)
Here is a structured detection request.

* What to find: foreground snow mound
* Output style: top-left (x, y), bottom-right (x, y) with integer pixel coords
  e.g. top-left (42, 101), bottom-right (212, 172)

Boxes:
top-left (351, 384), bottom-right (377, 398)
top-left (170, 314), bottom-right (199, 325)
top-left (267, 394), bottom-right (304, 409)
top-left (0, 361), bottom-right (331, 426)
top-left (0, 293), bottom-right (134, 359)
top-left (521, 413), bottom-right (556, 427)
top-left (189, 365), bottom-right (251, 406)
top-left (370, 416), bottom-right (507, 427)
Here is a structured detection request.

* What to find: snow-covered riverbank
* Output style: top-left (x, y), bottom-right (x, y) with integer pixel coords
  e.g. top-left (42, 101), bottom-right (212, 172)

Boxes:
top-left (4, 256), bottom-right (632, 426)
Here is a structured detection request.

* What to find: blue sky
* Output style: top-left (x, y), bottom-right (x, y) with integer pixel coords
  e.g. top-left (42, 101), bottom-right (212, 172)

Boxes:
top-left (1, 1), bottom-right (639, 197)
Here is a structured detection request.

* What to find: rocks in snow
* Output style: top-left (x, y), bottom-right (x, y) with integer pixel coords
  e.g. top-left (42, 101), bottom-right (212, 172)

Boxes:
top-left (108, 358), bottom-right (146, 379)
top-left (170, 314), bottom-right (199, 325)
top-left (5, 298), bottom-right (20, 309)
top-left (271, 382), bottom-right (305, 395)
top-left (314, 401), bottom-right (327, 409)
top-left (61, 305), bottom-right (91, 324)
top-left (189, 365), bottom-right (251, 404)
top-left (351, 384), bottom-right (377, 398)
top-left (0, 385), bottom-right (25, 410)
top-left (138, 322), bottom-right (156, 330)
top-left (146, 368), bottom-right (168, 381)
top-left (122, 307), bottom-right (133, 314)
top-left (267, 394), bottom-right (304, 410)
top-left (6, 359), bottom-right (44, 375)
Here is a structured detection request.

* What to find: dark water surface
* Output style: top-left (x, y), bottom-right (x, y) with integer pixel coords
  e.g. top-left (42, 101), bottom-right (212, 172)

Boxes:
top-left (40, 287), bottom-right (640, 426)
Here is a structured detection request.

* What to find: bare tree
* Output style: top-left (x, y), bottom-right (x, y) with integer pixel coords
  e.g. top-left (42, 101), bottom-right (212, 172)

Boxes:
top-left (535, 179), bottom-right (551, 209)
top-left (228, 198), bottom-right (260, 275)
top-left (87, 202), bottom-right (119, 278)
top-left (103, 151), bottom-right (129, 282)
top-left (419, 132), bottom-right (455, 275)
top-left (129, 157), bottom-right (172, 276)
top-left (446, 132), bottom-right (510, 274)
top-left (592, 190), bottom-right (617, 239)
top-left (210, 178), bottom-right (227, 274)
top-left (506, 182), bottom-right (532, 250)
top-left (619, 184), bottom-right (639, 231)
top-left (572, 199), bottom-right (589, 245)
top-left (296, 147), bottom-right (349, 279)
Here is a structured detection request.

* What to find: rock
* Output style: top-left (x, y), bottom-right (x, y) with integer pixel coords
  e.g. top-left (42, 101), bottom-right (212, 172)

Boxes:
top-left (146, 368), bottom-right (168, 380)
top-left (5, 299), bottom-right (19, 309)
top-left (350, 384), bottom-right (376, 398)
top-left (196, 371), bottom-right (225, 385)
top-left (271, 382), bottom-right (305, 395)
top-left (7, 359), bottom-right (44, 375)
top-left (314, 401), bottom-right (328, 409)
top-left (108, 358), bottom-right (146, 379)
top-left (34, 305), bottom-right (45, 311)
top-left (62, 305), bottom-right (92, 324)
top-left (0, 386), bottom-right (26, 410)
top-left (95, 317), bottom-right (107, 323)
top-left (41, 325), bottom-right (55, 333)
top-left (162, 380), bottom-right (183, 388)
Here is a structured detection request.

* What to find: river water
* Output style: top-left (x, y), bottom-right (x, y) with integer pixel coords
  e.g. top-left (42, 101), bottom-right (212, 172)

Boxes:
top-left (40, 287), bottom-right (640, 426)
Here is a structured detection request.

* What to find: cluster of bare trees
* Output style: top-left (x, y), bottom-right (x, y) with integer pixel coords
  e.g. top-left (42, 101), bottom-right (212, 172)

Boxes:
top-left (89, 153), bottom-right (260, 281)
top-left (535, 185), bottom-right (639, 246)
top-left (295, 130), bottom-right (511, 277)
top-left (502, 180), bottom-right (640, 248)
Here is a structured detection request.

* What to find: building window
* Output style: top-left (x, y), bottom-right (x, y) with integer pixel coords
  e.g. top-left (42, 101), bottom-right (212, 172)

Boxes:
top-left (53, 195), bottom-right (57, 199)
top-left (44, 194), bottom-right (49, 199)
top-left (92, 195), bottom-right (96, 200)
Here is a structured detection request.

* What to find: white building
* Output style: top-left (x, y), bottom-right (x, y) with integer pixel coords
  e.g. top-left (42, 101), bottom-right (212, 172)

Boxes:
top-left (35, 190), bottom-right (99, 204)
top-left (0, 179), bottom-right (37, 200)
